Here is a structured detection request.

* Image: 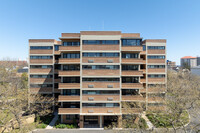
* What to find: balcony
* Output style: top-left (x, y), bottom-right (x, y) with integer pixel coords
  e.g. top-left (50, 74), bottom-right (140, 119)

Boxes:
top-left (59, 71), bottom-right (80, 76)
top-left (82, 70), bottom-right (120, 76)
top-left (82, 95), bottom-right (120, 101)
top-left (148, 106), bottom-right (166, 111)
top-left (140, 78), bottom-right (146, 83)
top-left (54, 78), bottom-right (61, 83)
top-left (148, 68), bottom-right (165, 73)
top-left (54, 51), bottom-right (61, 55)
top-left (82, 82), bottom-right (120, 88)
top-left (30, 78), bottom-right (53, 83)
top-left (82, 107), bottom-right (120, 114)
top-left (59, 46), bottom-right (80, 51)
top-left (82, 57), bottom-right (119, 63)
top-left (122, 71), bottom-right (143, 76)
top-left (30, 50), bottom-right (53, 54)
top-left (122, 95), bottom-right (145, 101)
top-left (140, 51), bottom-right (146, 55)
top-left (148, 87), bottom-right (166, 93)
top-left (59, 83), bottom-right (80, 89)
top-left (30, 59), bottom-right (53, 64)
top-left (58, 58), bottom-right (80, 64)
top-left (147, 50), bottom-right (165, 55)
top-left (148, 97), bottom-right (164, 102)
top-left (54, 88), bottom-right (61, 93)
top-left (29, 87), bottom-right (52, 93)
top-left (58, 95), bottom-right (80, 102)
top-left (140, 69), bottom-right (146, 73)
top-left (148, 78), bottom-right (166, 83)
top-left (121, 46), bottom-right (143, 51)
top-left (30, 68), bottom-right (53, 74)
top-left (147, 59), bottom-right (165, 64)
top-left (122, 83), bottom-right (143, 89)
top-left (82, 45), bottom-right (119, 51)
top-left (121, 58), bottom-right (144, 64)
top-left (121, 108), bottom-right (143, 114)
top-left (58, 108), bottom-right (80, 114)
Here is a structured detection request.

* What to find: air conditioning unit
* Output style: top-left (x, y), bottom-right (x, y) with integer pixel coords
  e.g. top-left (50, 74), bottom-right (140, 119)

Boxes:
top-left (107, 97), bottom-right (113, 101)
top-left (88, 85), bottom-right (94, 88)
top-left (107, 110), bottom-right (113, 113)
top-left (107, 85), bottom-right (113, 88)
top-left (88, 60), bottom-right (94, 63)
top-left (88, 110), bottom-right (94, 113)
top-left (88, 97), bottom-right (94, 101)
top-left (107, 59), bottom-right (113, 63)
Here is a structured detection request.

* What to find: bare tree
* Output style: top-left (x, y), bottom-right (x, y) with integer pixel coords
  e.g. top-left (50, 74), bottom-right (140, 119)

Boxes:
top-left (0, 59), bottom-right (55, 132)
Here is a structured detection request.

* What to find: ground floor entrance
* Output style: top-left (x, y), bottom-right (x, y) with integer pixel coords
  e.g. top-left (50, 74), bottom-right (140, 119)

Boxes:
top-left (61, 115), bottom-right (121, 128)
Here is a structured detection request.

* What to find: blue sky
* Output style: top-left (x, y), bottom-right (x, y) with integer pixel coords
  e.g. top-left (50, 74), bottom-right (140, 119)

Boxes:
top-left (0, 0), bottom-right (200, 65)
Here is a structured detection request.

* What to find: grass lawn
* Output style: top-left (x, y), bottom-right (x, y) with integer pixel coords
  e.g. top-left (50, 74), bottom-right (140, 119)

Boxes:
top-left (146, 111), bottom-right (189, 128)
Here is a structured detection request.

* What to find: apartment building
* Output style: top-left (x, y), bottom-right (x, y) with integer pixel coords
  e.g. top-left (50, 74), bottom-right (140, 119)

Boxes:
top-left (29, 31), bottom-right (167, 128)
top-left (181, 56), bottom-right (197, 68)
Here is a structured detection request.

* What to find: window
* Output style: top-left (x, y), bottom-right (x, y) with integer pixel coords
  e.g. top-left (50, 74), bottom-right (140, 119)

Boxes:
top-left (30, 84), bottom-right (53, 88)
top-left (63, 65), bottom-right (80, 71)
top-left (63, 89), bottom-right (80, 96)
top-left (30, 65), bottom-right (52, 69)
top-left (122, 53), bottom-right (139, 58)
top-left (82, 78), bottom-right (120, 82)
top-left (30, 46), bottom-right (53, 50)
top-left (148, 74), bottom-right (165, 78)
top-left (143, 45), bottom-right (146, 51)
top-left (82, 40), bottom-right (119, 45)
top-left (122, 39), bottom-right (141, 46)
top-left (82, 53), bottom-right (119, 57)
top-left (30, 75), bottom-right (52, 78)
top-left (147, 46), bottom-right (165, 50)
top-left (82, 65), bottom-right (119, 70)
top-left (122, 65), bottom-right (138, 70)
top-left (63, 77), bottom-right (80, 83)
top-left (63, 53), bottom-right (80, 58)
top-left (122, 77), bottom-right (139, 83)
top-left (30, 56), bottom-right (53, 59)
top-left (148, 65), bottom-right (165, 69)
top-left (82, 90), bottom-right (119, 95)
top-left (63, 42), bottom-right (80, 46)
top-left (148, 56), bottom-right (165, 59)
top-left (54, 45), bottom-right (59, 51)
top-left (122, 89), bottom-right (139, 95)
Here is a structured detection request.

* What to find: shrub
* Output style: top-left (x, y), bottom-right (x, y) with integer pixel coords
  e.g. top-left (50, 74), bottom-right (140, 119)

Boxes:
top-left (55, 124), bottom-right (67, 128)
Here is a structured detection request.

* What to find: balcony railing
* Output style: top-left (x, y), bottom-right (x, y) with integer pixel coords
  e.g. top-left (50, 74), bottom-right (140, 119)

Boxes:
top-left (82, 107), bottom-right (120, 114)
top-left (121, 46), bottom-right (143, 51)
top-left (59, 70), bottom-right (80, 76)
top-left (82, 69), bottom-right (120, 76)
top-left (59, 83), bottom-right (80, 89)
top-left (122, 83), bottom-right (143, 89)
top-left (121, 58), bottom-right (144, 64)
top-left (82, 95), bottom-right (120, 101)
top-left (58, 95), bottom-right (80, 102)
top-left (121, 70), bottom-right (143, 76)
top-left (58, 108), bottom-right (80, 114)
top-left (59, 46), bottom-right (80, 51)
top-left (58, 58), bottom-right (80, 64)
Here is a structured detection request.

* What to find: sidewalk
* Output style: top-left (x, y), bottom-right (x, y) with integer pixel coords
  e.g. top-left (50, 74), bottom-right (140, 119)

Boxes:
top-left (45, 112), bottom-right (58, 129)
top-left (141, 112), bottom-right (154, 130)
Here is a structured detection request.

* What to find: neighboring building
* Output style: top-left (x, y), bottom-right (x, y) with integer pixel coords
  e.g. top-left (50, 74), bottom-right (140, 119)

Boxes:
top-left (197, 57), bottom-right (200, 66)
top-left (167, 60), bottom-right (176, 70)
top-left (191, 66), bottom-right (200, 76)
top-left (29, 31), bottom-right (167, 128)
top-left (181, 56), bottom-right (197, 68)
